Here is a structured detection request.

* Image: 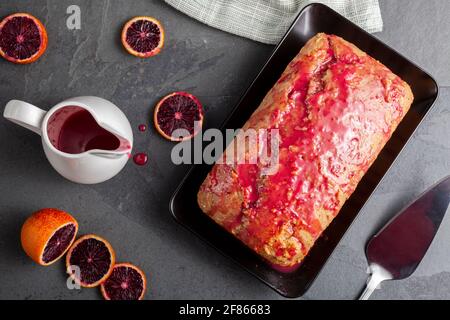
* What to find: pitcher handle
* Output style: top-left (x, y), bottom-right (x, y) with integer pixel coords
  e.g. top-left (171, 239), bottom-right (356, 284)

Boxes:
top-left (3, 100), bottom-right (47, 135)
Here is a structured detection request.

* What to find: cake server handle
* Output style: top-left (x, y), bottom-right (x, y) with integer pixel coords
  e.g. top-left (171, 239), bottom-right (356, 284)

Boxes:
top-left (359, 274), bottom-right (382, 300)
top-left (358, 264), bottom-right (392, 300)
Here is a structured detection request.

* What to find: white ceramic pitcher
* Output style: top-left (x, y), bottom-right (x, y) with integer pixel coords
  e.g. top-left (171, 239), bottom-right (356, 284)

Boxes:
top-left (3, 96), bottom-right (133, 184)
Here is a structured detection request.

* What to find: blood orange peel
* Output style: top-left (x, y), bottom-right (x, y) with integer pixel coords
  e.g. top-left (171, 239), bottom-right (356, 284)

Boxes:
top-left (0, 13), bottom-right (48, 64)
top-left (100, 263), bottom-right (147, 300)
top-left (154, 91), bottom-right (204, 142)
top-left (21, 208), bottom-right (78, 266)
top-left (66, 234), bottom-right (115, 288)
top-left (121, 16), bottom-right (164, 58)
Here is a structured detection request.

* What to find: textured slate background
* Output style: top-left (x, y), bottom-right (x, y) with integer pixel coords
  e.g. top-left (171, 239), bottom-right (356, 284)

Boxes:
top-left (0, 0), bottom-right (449, 300)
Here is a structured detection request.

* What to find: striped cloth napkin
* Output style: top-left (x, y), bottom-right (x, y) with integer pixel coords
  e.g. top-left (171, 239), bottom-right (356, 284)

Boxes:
top-left (165, 0), bottom-right (383, 44)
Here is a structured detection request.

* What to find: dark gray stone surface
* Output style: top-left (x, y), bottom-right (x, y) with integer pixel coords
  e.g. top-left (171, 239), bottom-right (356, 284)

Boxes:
top-left (0, 0), bottom-right (449, 300)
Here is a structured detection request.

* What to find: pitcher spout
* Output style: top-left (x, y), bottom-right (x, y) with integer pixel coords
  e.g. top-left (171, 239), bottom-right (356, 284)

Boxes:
top-left (87, 136), bottom-right (132, 159)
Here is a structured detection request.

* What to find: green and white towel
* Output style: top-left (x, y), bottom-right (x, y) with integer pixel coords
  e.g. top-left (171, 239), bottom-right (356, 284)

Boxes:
top-left (165, 0), bottom-right (383, 44)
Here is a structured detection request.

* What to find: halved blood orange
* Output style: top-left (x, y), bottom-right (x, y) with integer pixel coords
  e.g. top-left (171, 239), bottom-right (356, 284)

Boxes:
top-left (66, 234), bottom-right (115, 288)
top-left (21, 208), bottom-right (78, 266)
top-left (154, 91), bottom-right (204, 142)
top-left (0, 13), bottom-right (48, 64)
top-left (100, 263), bottom-right (147, 300)
top-left (121, 16), bottom-right (164, 58)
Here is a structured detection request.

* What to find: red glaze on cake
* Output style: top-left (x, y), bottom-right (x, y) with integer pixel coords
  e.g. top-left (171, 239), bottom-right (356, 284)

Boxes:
top-left (197, 33), bottom-right (414, 268)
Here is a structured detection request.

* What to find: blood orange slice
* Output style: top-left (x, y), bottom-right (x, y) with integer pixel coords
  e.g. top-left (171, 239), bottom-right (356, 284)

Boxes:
top-left (0, 13), bottom-right (48, 64)
top-left (66, 234), bottom-right (115, 288)
top-left (121, 16), bottom-right (164, 58)
top-left (21, 209), bottom-right (78, 266)
top-left (154, 91), bottom-right (204, 141)
top-left (100, 263), bottom-right (147, 300)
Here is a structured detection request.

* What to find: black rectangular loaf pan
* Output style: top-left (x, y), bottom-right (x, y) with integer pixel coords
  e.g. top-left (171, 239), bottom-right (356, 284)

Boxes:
top-left (169, 3), bottom-right (439, 298)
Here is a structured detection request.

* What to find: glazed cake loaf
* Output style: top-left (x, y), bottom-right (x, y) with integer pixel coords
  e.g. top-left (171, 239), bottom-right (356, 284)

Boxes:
top-left (197, 33), bottom-right (413, 268)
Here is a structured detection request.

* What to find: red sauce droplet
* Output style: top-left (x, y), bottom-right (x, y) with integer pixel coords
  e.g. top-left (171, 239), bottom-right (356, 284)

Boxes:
top-left (133, 153), bottom-right (148, 166)
top-left (138, 124), bottom-right (147, 132)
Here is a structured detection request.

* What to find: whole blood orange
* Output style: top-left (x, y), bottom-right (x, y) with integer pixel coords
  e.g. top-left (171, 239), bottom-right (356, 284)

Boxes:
top-left (66, 234), bottom-right (115, 288)
top-left (21, 208), bottom-right (78, 266)
top-left (154, 91), bottom-right (204, 141)
top-left (100, 263), bottom-right (147, 300)
top-left (121, 16), bottom-right (164, 58)
top-left (0, 13), bottom-right (48, 64)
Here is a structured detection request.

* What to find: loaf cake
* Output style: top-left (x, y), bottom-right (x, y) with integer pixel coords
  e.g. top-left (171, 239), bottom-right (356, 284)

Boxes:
top-left (197, 33), bottom-right (413, 268)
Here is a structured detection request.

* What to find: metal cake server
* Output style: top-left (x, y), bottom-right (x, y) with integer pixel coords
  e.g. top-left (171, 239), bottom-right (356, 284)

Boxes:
top-left (359, 175), bottom-right (450, 300)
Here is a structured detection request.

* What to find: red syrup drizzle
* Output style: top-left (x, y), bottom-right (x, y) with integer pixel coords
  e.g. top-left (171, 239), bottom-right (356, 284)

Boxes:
top-left (269, 262), bottom-right (301, 273)
top-left (47, 106), bottom-right (131, 154)
top-left (133, 153), bottom-right (148, 166)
